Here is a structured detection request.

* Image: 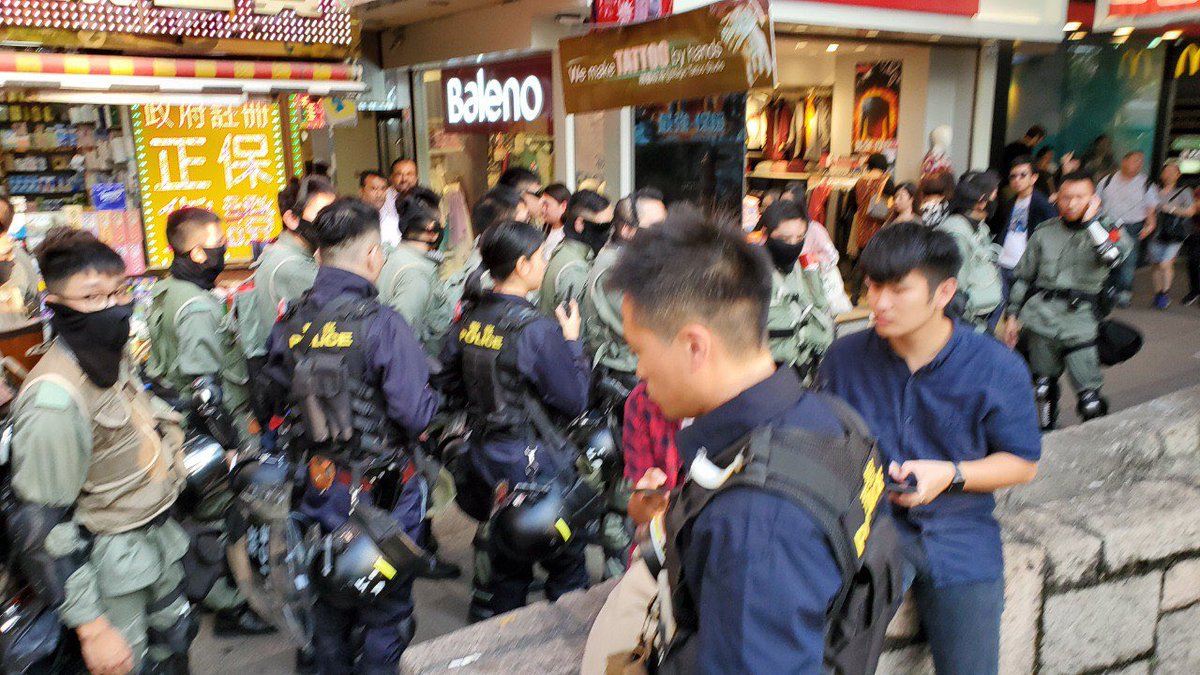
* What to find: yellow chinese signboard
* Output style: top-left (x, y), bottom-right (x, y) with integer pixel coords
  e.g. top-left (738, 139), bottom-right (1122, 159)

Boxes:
top-left (131, 102), bottom-right (290, 268)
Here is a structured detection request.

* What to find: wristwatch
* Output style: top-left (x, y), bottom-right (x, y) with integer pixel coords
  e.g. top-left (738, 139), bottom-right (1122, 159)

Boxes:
top-left (945, 462), bottom-right (966, 494)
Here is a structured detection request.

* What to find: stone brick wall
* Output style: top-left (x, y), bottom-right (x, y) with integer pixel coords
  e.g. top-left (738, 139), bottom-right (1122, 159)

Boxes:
top-left (401, 384), bottom-right (1200, 675)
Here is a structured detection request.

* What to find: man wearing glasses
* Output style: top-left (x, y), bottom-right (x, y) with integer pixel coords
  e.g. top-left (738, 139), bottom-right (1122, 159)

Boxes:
top-left (990, 155), bottom-right (1058, 303)
top-left (9, 228), bottom-right (196, 675)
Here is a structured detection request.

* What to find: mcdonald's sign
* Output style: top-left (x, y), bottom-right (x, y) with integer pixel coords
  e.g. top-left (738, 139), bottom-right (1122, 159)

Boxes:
top-left (1177, 44), bottom-right (1200, 78)
top-left (1121, 48), bottom-right (1155, 78)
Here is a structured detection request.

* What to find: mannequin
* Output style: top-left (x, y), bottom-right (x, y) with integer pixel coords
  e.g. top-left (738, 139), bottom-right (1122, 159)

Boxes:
top-left (922, 125), bottom-right (954, 179)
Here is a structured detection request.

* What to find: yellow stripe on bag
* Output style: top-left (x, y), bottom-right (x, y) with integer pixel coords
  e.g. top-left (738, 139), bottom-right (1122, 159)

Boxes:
top-left (373, 557), bottom-right (397, 580)
top-left (554, 518), bottom-right (573, 541)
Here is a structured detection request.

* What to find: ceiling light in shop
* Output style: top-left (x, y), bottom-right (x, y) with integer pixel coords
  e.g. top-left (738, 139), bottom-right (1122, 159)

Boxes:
top-left (1111, 35), bottom-right (1129, 45)
top-left (1069, 31), bottom-right (1087, 40)
top-left (855, 45), bottom-right (867, 52)
top-left (1114, 26), bottom-right (1134, 37)
top-left (1149, 37), bottom-right (1163, 48)
top-left (794, 41), bottom-right (808, 49)
top-left (1164, 30), bottom-right (1184, 40)
top-left (827, 43), bottom-right (839, 52)
top-left (866, 30), bottom-right (879, 38)
top-left (1063, 21), bottom-right (1082, 32)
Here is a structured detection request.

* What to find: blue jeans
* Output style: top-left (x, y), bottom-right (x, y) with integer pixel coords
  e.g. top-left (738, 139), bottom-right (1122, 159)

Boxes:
top-left (1111, 220), bottom-right (1145, 295)
top-left (904, 539), bottom-right (1004, 675)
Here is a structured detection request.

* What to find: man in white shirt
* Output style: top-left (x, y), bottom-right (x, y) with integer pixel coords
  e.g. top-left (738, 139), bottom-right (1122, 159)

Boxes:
top-left (990, 156), bottom-right (1057, 303)
top-left (380, 158), bottom-right (419, 247)
top-left (539, 183), bottom-right (571, 261)
top-left (1096, 151), bottom-right (1159, 307)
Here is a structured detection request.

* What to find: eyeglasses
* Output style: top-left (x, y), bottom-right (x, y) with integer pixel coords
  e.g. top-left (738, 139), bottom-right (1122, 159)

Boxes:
top-left (1010, 171), bottom-right (1033, 180)
top-left (56, 282), bottom-right (133, 311)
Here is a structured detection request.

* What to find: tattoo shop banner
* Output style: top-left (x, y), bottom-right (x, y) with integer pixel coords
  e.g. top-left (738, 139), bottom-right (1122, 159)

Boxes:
top-left (558, 0), bottom-right (775, 115)
top-left (132, 102), bottom-right (290, 268)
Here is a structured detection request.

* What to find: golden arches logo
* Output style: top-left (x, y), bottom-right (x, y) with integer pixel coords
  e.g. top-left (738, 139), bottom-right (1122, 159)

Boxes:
top-left (1176, 44), bottom-right (1200, 78)
top-left (1120, 48), bottom-right (1154, 79)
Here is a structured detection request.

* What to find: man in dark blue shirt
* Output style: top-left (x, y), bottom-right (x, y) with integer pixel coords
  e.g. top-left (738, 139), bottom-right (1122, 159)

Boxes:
top-left (608, 207), bottom-right (858, 673)
top-left (820, 222), bottom-right (1041, 675)
top-left (263, 198), bottom-right (439, 675)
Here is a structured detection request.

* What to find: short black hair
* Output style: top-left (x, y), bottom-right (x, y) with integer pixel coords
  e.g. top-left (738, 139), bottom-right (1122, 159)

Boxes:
top-left (1009, 155), bottom-right (1037, 173)
top-left (472, 186), bottom-right (521, 238)
top-left (893, 182), bottom-right (918, 200)
top-left (949, 170), bottom-right (1000, 215)
top-left (607, 205), bottom-right (772, 354)
top-left (866, 153), bottom-right (890, 172)
top-left (359, 170), bottom-right (386, 188)
top-left (280, 175), bottom-right (336, 219)
top-left (860, 221), bottom-right (961, 291)
top-left (407, 185), bottom-right (440, 213)
top-left (1035, 147), bottom-right (1054, 160)
top-left (36, 227), bottom-right (125, 292)
top-left (0, 196), bottom-right (12, 233)
top-left (166, 207), bottom-right (221, 253)
top-left (391, 157), bottom-right (416, 172)
top-left (1026, 125), bottom-right (1047, 139)
top-left (307, 160), bottom-right (329, 177)
top-left (539, 183), bottom-right (571, 204)
top-left (1059, 170), bottom-right (1095, 188)
top-left (479, 220), bottom-right (544, 281)
top-left (760, 200), bottom-right (806, 234)
top-left (563, 190), bottom-right (610, 229)
top-left (1123, 150), bottom-right (1145, 160)
top-left (400, 205), bottom-right (439, 241)
top-left (919, 173), bottom-right (955, 198)
top-left (313, 198), bottom-right (380, 253)
top-left (498, 167), bottom-right (540, 191)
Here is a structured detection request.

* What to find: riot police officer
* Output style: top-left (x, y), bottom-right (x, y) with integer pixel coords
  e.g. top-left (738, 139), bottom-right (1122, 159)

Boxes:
top-left (377, 198), bottom-right (452, 355)
top-left (760, 200), bottom-right (835, 380)
top-left (233, 175), bottom-right (336, 438)
top-left (1006, 170), bottom-right (1133, 429)
top-left (11, 228), bottom-right (195, 674)
top-left (436, 220), bottom-right (591, 622)
top-left (938, 171), bottom-right (1005, 332)
top-left (263, 198), bottom-right (439, 674)
top-left (144, 206), bottom-right (275, 636)
top-left (538, 190), bottom-right (613, 315)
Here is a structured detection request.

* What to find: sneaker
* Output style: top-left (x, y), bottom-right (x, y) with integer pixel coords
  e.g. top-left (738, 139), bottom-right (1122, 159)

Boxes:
top-left (1184, 292), bottom-right (1200, 306)
top-left (1154, 292), bottom-right (1170, 310)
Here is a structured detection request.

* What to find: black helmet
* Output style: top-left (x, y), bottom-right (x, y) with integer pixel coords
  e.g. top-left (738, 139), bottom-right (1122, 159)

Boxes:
top-left (231, 453), bottom-right (294, 497)
top-left (491, 476), bottom-right (603, 562)
top-left (578, 424), bottom-right (621, 478)
top-left (177, 435), bottom-right (229, 515)
top-left (0, 585), bottom-right (83, 674)
top-left (310, 503), bottom-right (430, 610)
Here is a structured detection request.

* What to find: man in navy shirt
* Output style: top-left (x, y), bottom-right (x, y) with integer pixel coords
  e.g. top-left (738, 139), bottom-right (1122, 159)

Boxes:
top-left (611, 207), bottom-right (852, 673)
top-left (820, 222), bottom-right (1041, 675)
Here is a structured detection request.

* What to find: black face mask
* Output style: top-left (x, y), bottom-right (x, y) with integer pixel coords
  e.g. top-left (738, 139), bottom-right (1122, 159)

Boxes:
top-left (296, 218), bottom-right (321, 248)
top-left (1064, 217), bottom-right (1087, 230)
top-left (765, 237), bottom-right (806, 274)
top-left (48, 301), bottom-right (133, 388)
top-left (569, 219), bottom-right (613, 255)
top-left (172, 245), bottom-right (226, 290)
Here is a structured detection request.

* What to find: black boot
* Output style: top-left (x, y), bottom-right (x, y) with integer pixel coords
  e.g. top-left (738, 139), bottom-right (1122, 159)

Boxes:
top-left (294, 643), bottom-right (317, 675)
top-left (1033, 376), bottom-right (1059, 431)
top-left (212, 605), bottom-right (278, 637)
top-left (1077, 389), bottom-right (1108, 422)
top-left (417, 555), bottom-right (463, 580)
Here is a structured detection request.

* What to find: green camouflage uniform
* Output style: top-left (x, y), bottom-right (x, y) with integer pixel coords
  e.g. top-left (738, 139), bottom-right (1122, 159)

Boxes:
top-left (582, 243), bottom-right (635, 375)
top-left (538, 238), bottom-right (593, 316)
top-left (767, 266), bottom-right (835, 378)
top-left (938, 213), bottom-right (1004, 331)
top-left (377, 244), bottom-right (453, 355)
top-left (12, 344), bottom-right (193, 671)
top-left (233, 230), bottom-right (318, 361)
top-left (1009, 217), bottom-right (1133, 390)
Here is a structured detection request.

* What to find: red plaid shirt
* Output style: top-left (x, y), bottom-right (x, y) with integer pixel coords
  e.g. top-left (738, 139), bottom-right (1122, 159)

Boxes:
top-left (622, 382), bottom-right (683, 489)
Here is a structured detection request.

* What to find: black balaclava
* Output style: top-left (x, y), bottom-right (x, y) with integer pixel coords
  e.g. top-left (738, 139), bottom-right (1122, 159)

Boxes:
top-left (47, 302), bottom-right (133, 388)
top-left (565, 218), bottom-right (612, 256)
top-left (171, 245), bottom-right (226, 290)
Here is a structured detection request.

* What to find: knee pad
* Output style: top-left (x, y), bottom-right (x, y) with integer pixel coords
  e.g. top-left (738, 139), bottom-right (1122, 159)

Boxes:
top-left (1077, 389), bottom-right (1108, 421)
top-left (1033, 376), bottom-right (1059, 431)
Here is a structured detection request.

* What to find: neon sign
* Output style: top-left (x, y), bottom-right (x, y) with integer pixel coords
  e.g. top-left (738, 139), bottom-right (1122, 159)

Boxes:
top-left (0, 0), bottom-right (352, 45)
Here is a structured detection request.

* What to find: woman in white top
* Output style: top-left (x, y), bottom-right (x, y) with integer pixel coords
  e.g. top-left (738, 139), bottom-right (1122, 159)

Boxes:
top-left (1149, 163), bottom-right (1196, 310)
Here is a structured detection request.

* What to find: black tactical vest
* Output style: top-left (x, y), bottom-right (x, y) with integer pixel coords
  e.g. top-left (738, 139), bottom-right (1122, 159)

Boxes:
top-left (279, 292), bottom-right (401, 467)
top-left (656, 392), bottom-right (904, 675)
top-left (456, 295), bottom-right (544, 441)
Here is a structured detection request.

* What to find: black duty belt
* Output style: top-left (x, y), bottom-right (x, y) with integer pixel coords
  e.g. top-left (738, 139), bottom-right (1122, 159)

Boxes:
top-left (1039, 288), bottom-right (1098, 308)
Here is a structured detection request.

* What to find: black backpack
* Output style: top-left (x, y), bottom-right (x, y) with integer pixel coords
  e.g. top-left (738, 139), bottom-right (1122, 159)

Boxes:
top-left (658, 393), bottom-right (905, 675)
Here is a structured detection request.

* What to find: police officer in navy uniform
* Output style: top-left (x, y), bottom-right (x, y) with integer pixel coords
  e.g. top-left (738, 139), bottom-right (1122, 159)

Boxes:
top-left (263, 198), bottom-right (439, 674)
top-left (436, 220), bottom-right (592, 623)
top-left (602, 208), bottom-right (898, 672)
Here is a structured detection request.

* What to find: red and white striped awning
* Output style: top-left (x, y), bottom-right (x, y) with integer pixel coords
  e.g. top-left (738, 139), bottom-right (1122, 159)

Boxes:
top-left (0, 50), bottom-right (365, 99)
